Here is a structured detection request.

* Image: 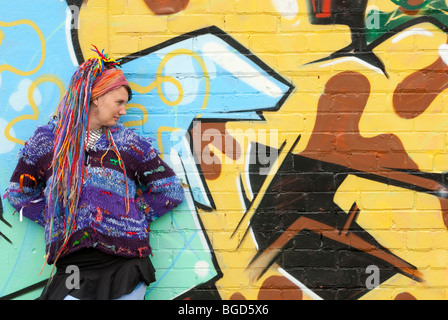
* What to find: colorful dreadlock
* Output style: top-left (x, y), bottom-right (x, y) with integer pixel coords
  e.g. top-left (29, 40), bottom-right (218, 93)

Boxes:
top-left (45, 46), bottom-right (129, 267)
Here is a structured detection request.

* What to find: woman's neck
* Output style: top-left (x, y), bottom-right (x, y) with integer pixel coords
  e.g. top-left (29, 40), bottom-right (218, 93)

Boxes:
top-left (89, 126), bottom-right (104, 132)
top-left (88, 122), bottom-right (103, 131)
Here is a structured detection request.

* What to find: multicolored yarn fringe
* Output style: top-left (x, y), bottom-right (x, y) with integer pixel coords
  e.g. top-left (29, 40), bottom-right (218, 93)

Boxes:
top-left (46, 45), bottom-right (127, 268)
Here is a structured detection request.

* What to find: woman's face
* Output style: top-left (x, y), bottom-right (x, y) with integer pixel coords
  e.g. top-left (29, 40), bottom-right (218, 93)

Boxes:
top-left (89, 86), bottom-right (128, 130)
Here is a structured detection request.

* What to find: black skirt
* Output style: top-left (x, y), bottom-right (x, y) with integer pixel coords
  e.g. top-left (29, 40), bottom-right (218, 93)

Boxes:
top-left (38, 248), bottom-right (156, 300)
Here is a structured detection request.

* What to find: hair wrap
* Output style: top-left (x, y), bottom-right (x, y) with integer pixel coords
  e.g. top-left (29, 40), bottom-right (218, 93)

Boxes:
top-left (91, 68), bottom-right (132, 102)
top-left (45, 46), bottom-right (131, 269)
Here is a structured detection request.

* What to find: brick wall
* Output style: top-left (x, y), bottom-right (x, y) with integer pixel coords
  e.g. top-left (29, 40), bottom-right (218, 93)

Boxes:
top-left (1, 0), bottom-right (448, 300)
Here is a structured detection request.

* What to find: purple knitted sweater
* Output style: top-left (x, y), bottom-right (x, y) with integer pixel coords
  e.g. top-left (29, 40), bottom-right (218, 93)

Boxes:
top-left (6, 120), bottom-right (185, 264)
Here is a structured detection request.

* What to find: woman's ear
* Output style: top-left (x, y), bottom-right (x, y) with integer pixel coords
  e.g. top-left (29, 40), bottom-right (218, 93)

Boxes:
top-left (90, 97), bottom-right (100, 109)
top-left (89, 99), bottom-right (99, 114)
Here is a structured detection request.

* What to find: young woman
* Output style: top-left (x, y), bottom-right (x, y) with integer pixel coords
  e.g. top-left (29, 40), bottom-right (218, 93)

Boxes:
top-left (6, 48), bottom-right (185, 300)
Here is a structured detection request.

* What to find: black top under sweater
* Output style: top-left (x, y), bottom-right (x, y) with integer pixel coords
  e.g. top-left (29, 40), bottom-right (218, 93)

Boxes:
top-left (38, 248), bottom-right (156, 300)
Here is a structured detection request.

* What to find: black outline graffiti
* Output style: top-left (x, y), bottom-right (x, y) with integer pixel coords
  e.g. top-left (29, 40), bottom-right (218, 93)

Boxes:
top-left (0, 198), bottom-right (12, 244)
top-left (65, 0), bottom-right (85, 64)
top-left (0, 279), bottom-right (48, 300)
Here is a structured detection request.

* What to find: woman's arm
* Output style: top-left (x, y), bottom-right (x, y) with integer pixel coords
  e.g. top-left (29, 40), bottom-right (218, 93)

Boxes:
top-left (133, 136), bottom-right (185, 223)
top-left (6, 125), bottom-right (53, 226)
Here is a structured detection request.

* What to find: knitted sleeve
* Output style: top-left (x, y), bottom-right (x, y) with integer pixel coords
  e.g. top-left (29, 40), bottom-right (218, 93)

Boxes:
top-left (6, 124), bottom-right (54, 226)
top-left (131, 133), bottom-right (185, 223)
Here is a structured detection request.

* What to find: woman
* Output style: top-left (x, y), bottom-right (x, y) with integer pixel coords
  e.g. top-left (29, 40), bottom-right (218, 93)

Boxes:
top-left (6, 47), bottom-right (185, 300)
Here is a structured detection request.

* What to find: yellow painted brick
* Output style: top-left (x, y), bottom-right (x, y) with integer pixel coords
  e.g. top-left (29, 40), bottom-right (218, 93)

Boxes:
top-left (110, 15), bottom-right (168, 33)
top-left (360, 191), bottom-right (415, 210)
top-left (360, 210), bottom-right (394, 230)
top-left (249, 33), bottom-right (307, 53)
top-left (278, 13), bottom-right (311, 32)
top-left (424, 249), bottom-right (448, 268)
top-left (389, 248), bottom-right (412, 264)
top-left (108, 0), bottom-right (126, 15)
top-left (392, 210), bottom-right (445, 230)
top-left (79, 5), bottom-right (109, 25)
top-left (217, 251), bottom-right (256, 269)
top-left (220, 289), bottom-right (260, 300)
top-left (139, 34), bottom-right (180, 50)
top-left (434, 153), bottom-right (448, 172)
top-left (207, 0), bottom-right (236, 13)
top-left (168, 15), bottom-right (225, 33)
top-left (361, 287), bottom-right (397, 300)
top-left (432, 230), bottom-right (448, 249)
top-left (414, 114), bottom-right (448, 132)
top-left (302, 29), bottom-right (352, 53)
top-left (78, 6), bottom-right (109, 52)
top-left (235, 0), bottom-right (277, 14)
top-left (109, 35), bottom-right (139, 55)
top-left (225, 33), bottom-right (250, 49)
top-left (445, 134), bottom-right (448, 152)
top-left (224, 14), bottom-right (278, 33)
top-left (407, 152), bottom-right (434, 172)
top-left (398, 132), bottom-right (445, 153)
top-left (363, 229), bottom-right (407, 250)
top-left (359, 112), bottom-right (413, 133)
top-left (84, 0), bottom-right (106, 7)
top-left (126, 0), bottom-right (154, 14)
top-left (355, 177), bottom-right (390, 192)
top-left (415, 192), bottom-right (442, 210)
top-left (264, 112), bottom-right (304, 133)
top-left (419, 269), bottom-right (448, 288)
top-left (211, 231), bottom-right (240, 251)
top-left (333, 191), bottom-right (360, 212)
top-left (276, 53), bottom-right (315, 73)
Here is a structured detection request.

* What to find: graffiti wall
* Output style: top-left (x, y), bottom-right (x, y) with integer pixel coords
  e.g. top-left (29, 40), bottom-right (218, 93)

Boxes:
top-left (2, 0), bottom-right (448, 300)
